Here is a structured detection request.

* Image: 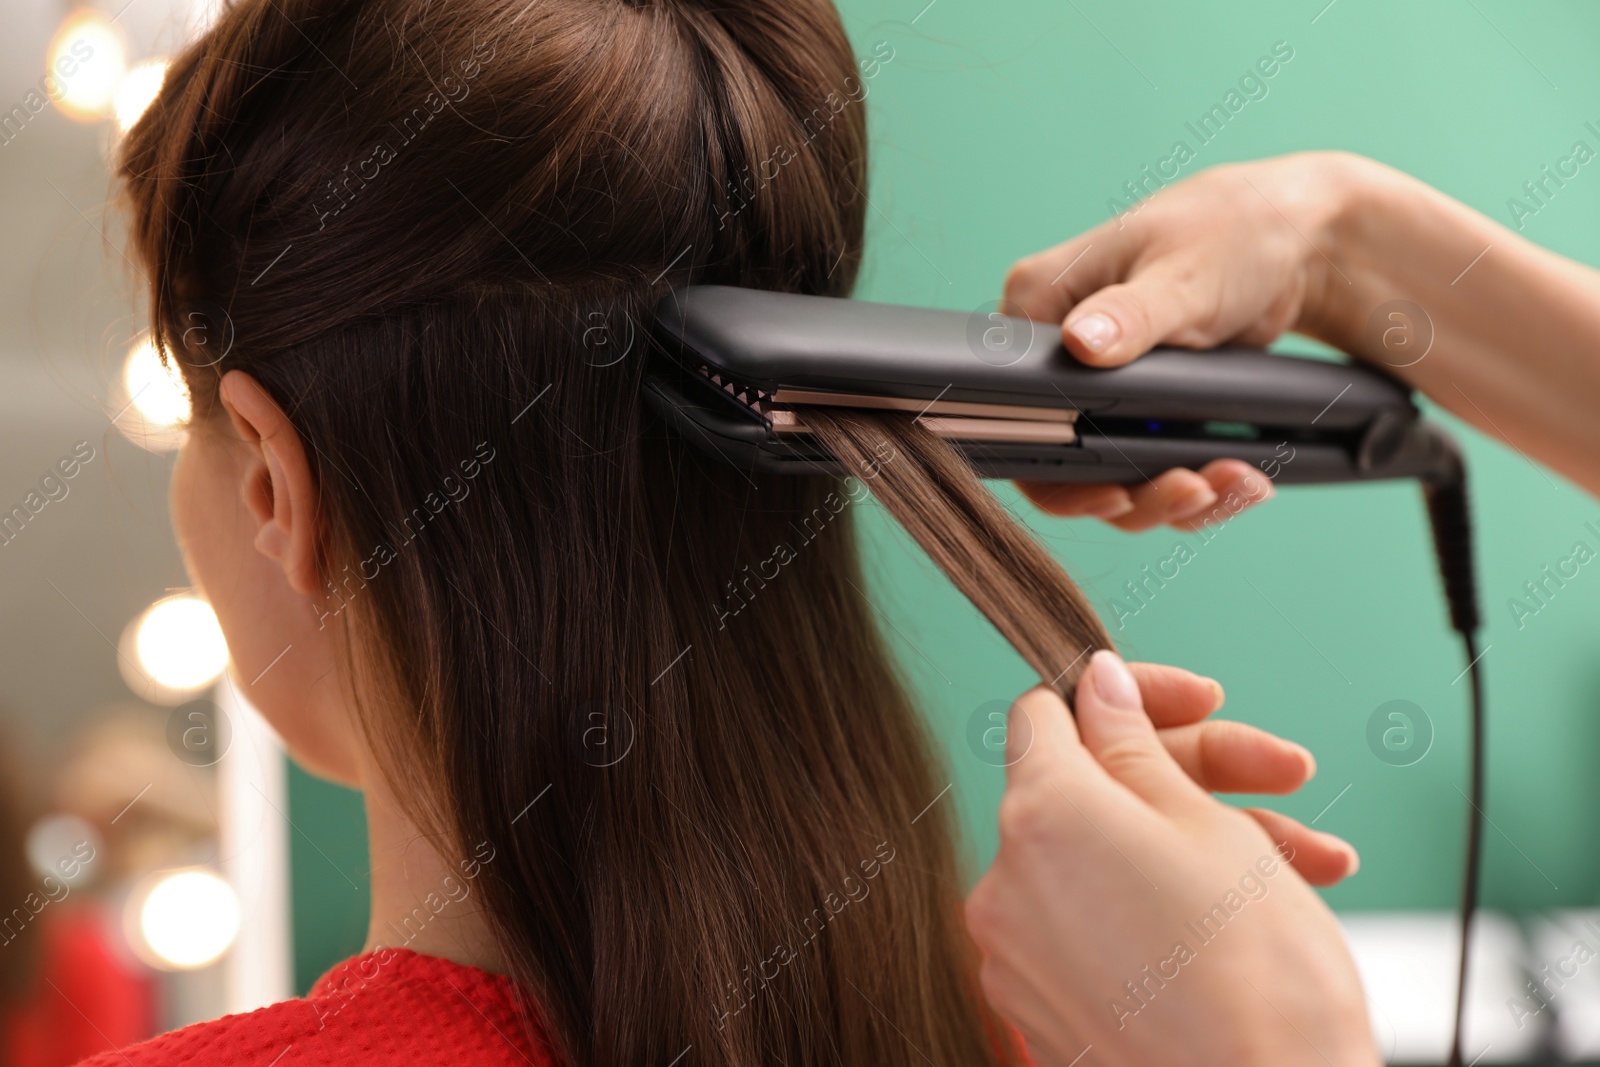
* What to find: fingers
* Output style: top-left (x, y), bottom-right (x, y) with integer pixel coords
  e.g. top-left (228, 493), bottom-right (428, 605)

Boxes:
top-left (1157, 719), bottom-right (1314, 795)
top-left (1002, 221), bottom-right (1213, 368)
top-left (1126, 661), bottom-right (1224, 728)
top-left (1001, 226), bottom-right (1132, 325)
top-left (1110, 469), bottom-right (1220, 531)
top-left (1244, 807), bottom-right (1360, 887)
top-left (1073, 650), bottom-right (1207, 814)
top-left (1014, 482), bottom-right (1136, 521)
top-left (1016, 459), bottom-right (1275, 531)
top-left (1127, 662), bottom-right (1317, 796)
top-left (1058, 259), bottom-right (1213, 367)
top-left (1172, 460), bottom-right (1276, 531)
top-left (1003, 684), bottom-right (1082, 783)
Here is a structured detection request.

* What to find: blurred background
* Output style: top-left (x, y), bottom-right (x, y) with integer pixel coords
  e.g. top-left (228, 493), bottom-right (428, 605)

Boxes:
top-left (0, 1), bottom-right (337, 1062)
top-left (0, 0), bottom-right (1598, 1063)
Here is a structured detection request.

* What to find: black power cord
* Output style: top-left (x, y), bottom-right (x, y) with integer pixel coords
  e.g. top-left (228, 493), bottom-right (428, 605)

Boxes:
top-left (1423, 466), bottom-right (1483, 1067)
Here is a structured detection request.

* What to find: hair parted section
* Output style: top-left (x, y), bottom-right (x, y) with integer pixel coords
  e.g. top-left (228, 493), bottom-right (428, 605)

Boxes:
top-left (120, 0), bottom-right (867, 380)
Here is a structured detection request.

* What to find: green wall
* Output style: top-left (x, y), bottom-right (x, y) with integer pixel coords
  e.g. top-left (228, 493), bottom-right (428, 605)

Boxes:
top-left (838, 0), bottom-right (1600, 914)
top-left (289, 767), bottom-right (369, 992)
top-left (290, 0), bottom-right (1600, 988)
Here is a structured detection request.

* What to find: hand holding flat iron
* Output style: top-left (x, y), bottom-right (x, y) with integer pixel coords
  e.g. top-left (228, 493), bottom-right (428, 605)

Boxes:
top-left (1005, 151), bottom-right (1600, 527)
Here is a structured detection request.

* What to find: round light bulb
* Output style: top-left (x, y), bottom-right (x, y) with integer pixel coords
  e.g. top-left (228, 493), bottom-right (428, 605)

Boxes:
top-left (47, 12), bottom-right (127, 122)
top-left (122, 337), bottom-right (191, 428)
top-left (24, 814), bottom-right (101, 886)
top-left (136, 869), bottom-right (240, 969)
top-left (125, 596), bottom-right (230, 700)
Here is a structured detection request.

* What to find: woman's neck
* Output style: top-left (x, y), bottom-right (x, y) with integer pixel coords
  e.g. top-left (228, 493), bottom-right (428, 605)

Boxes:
top-left (358, 754), bottom-right (509, 975)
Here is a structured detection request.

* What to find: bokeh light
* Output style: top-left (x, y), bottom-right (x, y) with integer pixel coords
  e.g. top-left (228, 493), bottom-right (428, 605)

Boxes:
top-left (123, 336), bottom-right (191, 426)
top-left (47, 11), bottom-right (127, 122)
top-left (119, 595), bottom-right (230, 703)
top-left (133, 869), bottom-right (241, 969)
top-left (113, 59), bottom-right (167, 134)
top-left (115, 336), bottom-right (190, 451)
top-left (24, 813), bottom-right (102, 886)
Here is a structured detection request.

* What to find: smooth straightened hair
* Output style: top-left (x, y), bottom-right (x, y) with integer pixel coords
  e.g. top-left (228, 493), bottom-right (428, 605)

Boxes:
top-left (117, 1), bottom-right (1109, 1064)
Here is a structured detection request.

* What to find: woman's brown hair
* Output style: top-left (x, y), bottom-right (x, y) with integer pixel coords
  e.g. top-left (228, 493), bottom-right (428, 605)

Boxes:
top-left (117, 0), bottom-right (1111, 1063)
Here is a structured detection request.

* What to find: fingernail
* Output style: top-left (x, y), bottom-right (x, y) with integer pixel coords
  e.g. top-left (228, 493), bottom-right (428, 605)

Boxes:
top-left (1205, 678), bottom-right (1225, 713)
top-left (1170, 486), bottom-right (1219, 520)
top-left (1067, 312), bottom-right (1120, 355)
top-left (1084, 496), bottom-right (1135, 519)
top-left (1340, 841), bottom-right (1360, 876)
top-left (1090, 649), bottom-right (1141, 711)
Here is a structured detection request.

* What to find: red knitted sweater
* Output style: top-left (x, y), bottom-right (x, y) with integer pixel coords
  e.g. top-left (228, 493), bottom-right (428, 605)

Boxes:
top-left (72, 947), bottom-right (1030, 1065)
top-left (73, 949), bottom-right (552, 1066)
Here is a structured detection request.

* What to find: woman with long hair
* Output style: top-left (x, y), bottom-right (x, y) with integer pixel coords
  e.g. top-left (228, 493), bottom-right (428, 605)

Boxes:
top-left (91, 0), bottom-right (1371, 1063)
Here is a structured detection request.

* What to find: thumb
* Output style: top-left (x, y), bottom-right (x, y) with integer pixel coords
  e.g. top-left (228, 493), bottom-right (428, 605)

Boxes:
top-left (1074, 650), bottom-right (1209, 814)
top-left (1060, 263), bottom-right (1209, 367)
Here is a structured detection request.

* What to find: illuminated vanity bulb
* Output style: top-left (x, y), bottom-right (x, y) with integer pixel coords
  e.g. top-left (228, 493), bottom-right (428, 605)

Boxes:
top-left (48, 12), bottom-right (127, 121)
top-left (114, 59), bottom-right (167, 133)
top-left (114, 337), bottom-right (190, 452)
top-left (119, 595), bottom-right (230, 703)
top-left (133, 869), bottom-right (240, 969)
top-left (123, 337), bottom-right (190, 427)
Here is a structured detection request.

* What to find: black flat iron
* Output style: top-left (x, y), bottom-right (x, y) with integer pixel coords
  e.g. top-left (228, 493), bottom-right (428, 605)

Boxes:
top-left (645, 283), bottom-right (1485, 1067)
top-left (644, 284), bottom-right (1463, 488)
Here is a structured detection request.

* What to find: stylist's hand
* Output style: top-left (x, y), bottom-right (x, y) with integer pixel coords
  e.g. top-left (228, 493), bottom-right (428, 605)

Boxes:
top-left (1003, 151), bottom-right (1376, 528)
top-left (1135, 661), bottom-right (1353, 883)
top-left (967, 651), bottom-right (1378, 1067)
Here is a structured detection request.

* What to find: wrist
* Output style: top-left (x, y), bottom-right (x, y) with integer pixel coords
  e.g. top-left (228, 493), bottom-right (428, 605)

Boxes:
top-left (1296, 152), bottom-right (1416, 356)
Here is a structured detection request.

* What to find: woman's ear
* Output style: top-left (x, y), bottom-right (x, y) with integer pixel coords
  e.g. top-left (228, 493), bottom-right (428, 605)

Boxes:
top-left (217, 370), bottom-right (323, 597)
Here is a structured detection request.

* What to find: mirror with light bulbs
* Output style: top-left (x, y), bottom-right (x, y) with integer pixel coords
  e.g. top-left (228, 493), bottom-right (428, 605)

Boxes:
top-left (0, 1), bottom-right (294, 1055)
